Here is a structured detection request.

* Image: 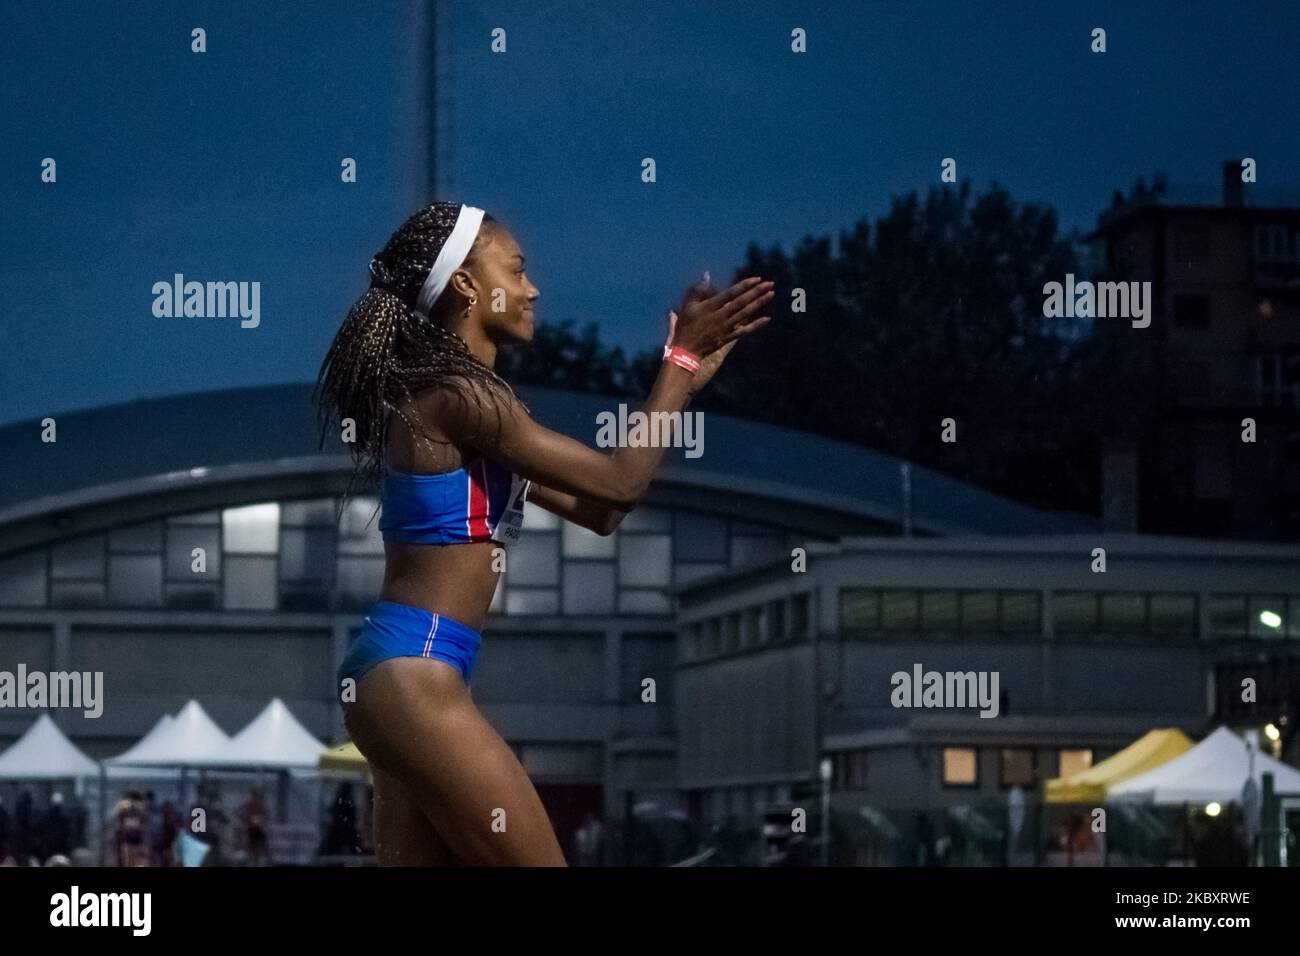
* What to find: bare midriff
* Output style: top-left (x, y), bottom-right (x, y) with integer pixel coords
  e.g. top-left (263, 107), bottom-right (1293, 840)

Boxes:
top-left (380, 539), bottom-right (500, 632)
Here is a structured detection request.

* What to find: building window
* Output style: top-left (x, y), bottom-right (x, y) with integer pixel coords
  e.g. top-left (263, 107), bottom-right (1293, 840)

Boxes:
top-left (1000, 592), bottom-right (1041, 634)
top-left (685, 622), bottom-right (702, 661)
top-left (1149, 594), bottom-right (1197, 636)
top-left (508, 532), bottom-right (561, 586)
top-left (723, 612), bottom-right (741, 652)
top-left (767, 599), bottom-right (786, 643)
top-left (108, 521), bottom-right (163, 553)
top-left (673, 512), bottom-right (727, 563)
top-left (166, 525), bottom-right (221, 580)
top-left (1100, 593), bottom-right (1147, 635)
top-left (619, 533), bottom-right (670, 588)
top-left (223, 555), bottom-right (277, 611)
top-left (1054, 592), bottom-right (1099, 634)
top-left (618, 506), bottom-right (670, 531)
top-left (921, 591), bottom-right (959, 634)
top-left (729, 533), bottom-right (783, 568)
top-left (337, 556), bottom-right (383, 611)
top-left (959, 592), bottom-right (998, 631)
top-left (279, 527), bottom-right (334, 582)
top-left (1208, 594), bottom-right (1248, 640)
top-left (832, 750), bottom-right (867, 791)
top-left (51, 535), bottom-right (105, 581)
top-left (279, 501), bottom-right (336, 611)
top-left (0, 549), bottom-right (47, 607)
top-left (881, 590), bottom-right (920, 631)
top-left (50, 581), bottom-right (104, 607)
top-left (674, 562), bottom-right (725, 585)
top-left (1058, 749), bottom-right (1093, 778)
top-left (743, 606), bottom-right (763, 646)
top-left (561, 562), bottom-right (616, 614)
top-left (790, 593), bottom-right (810, 637)
top-left (999, 748), bottom-right (1036, 788)
top-left (842, 588), bottom-right (1040, 638)
top-left (1173, 294), bottom-right (1210, 329)
top-left (704, 618), bottom-right (721, 656)
top-left (942, 747), bottom-right (979, 788)
top-left (336, 497), bottom-right (383, 556)
top-left (1255, 223), bottom-right (1296, 263)
top-left (840, 588), bottom-right (880, 631)
top-left (108, 554), bottom-right (163, 607)
top-left (279, 499), bottom-right (336, 526)
top-left (1057, 592), bottom-right (1199, 640)
top-left (562, 522), bottom-right (616, 559)
top-left (1256, 355), bottom-right (1300, 408)
top-left (222, 503), bottom-right (280, 554)
top-left (618, 590), bottom-right (671, 615)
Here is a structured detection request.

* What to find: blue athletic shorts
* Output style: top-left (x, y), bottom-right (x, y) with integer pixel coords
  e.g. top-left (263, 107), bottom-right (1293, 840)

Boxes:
top-left (338, 600), bottom-right (482, 688)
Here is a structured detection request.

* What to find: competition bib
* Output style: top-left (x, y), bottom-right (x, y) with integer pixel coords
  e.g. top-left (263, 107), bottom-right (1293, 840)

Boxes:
top-left (492, 475), bottom-right (530, 546)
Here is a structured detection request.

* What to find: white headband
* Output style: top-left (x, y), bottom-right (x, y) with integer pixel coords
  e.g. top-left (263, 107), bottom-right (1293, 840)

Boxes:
top-left (414, 204), bottom-right (486, 318)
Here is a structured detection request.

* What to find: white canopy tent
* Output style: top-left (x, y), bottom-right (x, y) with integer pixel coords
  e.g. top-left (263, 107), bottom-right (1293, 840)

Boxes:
top-left (1109, 726), bottom-right (1300, 804)
top-left (107, 714), bottom-right (174, 765)
top-left (0, 714), bottom-right (98, 780)
top-left (202, 698), bottom-right (324, 769)
top-left (104, 700), bottom-right (230, 768)
top-left (103, 714), bottom-right (180, 780)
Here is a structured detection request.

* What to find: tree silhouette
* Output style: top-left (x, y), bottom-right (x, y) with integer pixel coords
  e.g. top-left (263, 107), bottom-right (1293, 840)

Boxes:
top-left (502, 182), bottom-right (1154, 517)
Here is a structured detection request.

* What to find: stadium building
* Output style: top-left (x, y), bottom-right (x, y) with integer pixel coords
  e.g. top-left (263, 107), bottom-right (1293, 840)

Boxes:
top-left (2, 383), bottom-right (1296, 859)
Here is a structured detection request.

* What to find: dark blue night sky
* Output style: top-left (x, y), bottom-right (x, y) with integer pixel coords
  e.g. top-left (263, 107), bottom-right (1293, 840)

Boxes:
top-left (3, 0), bottom-right (1298, 425)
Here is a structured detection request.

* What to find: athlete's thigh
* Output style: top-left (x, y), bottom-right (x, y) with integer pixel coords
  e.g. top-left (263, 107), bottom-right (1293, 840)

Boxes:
top-left (415, 692), bottom-right (567, 866)
top-left (371, 765), bottom-right (459, 866)
top-left (347, 657), bottom-right (566, 866)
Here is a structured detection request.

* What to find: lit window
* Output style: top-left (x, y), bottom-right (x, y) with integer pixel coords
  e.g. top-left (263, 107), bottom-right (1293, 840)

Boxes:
top-left (942, 747), bottom-right (978, 787)
top-left (1058, 749), bottom-right (1093, 778)
top-left (222, 503), bottom-right (280, 554)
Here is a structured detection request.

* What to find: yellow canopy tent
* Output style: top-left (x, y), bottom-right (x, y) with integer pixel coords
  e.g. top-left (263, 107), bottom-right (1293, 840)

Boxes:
top-left (319, 741), bottom-right (369, 774)
top-left (1046, 728), bottom-right (1194, 804)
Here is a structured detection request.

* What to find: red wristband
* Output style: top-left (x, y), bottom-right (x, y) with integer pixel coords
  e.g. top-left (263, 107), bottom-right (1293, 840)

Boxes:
top-left (663, 345), bottom-right (701, 374)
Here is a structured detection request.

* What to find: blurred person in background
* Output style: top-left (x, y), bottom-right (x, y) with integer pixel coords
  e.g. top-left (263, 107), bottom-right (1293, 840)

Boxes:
top-left (238, 788), bottom-right (270, 866)
top-left (321, 781), bottom-right (360, 857)
top-left (14, 788), bottom-right (34, 863)
top-left (159, 800), bottom-right (182, 867)
top-left (41, 791), bottom-right (71, 859)
top-left (115, 791), bottom-right (148, 867)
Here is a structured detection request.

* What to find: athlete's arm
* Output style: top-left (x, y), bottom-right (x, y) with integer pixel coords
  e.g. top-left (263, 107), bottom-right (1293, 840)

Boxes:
top-left (527, 482), bottom-right (626, 536)
top-left (527, 355), bottom-right (713, 536)
top-left (421, 276), bottom-right (774, 514)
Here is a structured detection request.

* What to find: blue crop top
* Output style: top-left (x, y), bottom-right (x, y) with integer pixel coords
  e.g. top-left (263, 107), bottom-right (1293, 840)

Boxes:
top-left (379, 452), bottom-right (531, 546)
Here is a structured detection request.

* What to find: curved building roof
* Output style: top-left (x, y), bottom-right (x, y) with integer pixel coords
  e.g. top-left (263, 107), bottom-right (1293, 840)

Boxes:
top-left (0, 383), bottom-right (1096, 551)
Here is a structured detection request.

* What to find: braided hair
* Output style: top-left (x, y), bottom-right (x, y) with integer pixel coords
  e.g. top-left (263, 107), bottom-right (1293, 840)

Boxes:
top-left (314, 201), bottom-right (528, 511)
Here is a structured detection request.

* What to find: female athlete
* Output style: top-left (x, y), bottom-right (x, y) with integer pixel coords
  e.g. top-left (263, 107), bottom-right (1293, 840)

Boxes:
top-left (316, 201), bottom-right (774, 865)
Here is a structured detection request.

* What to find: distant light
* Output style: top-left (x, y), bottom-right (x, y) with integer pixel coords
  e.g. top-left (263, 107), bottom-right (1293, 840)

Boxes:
top-left (1205, 802), bottom-right (1222, 817)
top-left (1265, 724), bottom-right (1281, 742)
top-left (1259, 610), bottom-right (1282, 629)
top-left (189, 467), bottom-right (209, 478)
